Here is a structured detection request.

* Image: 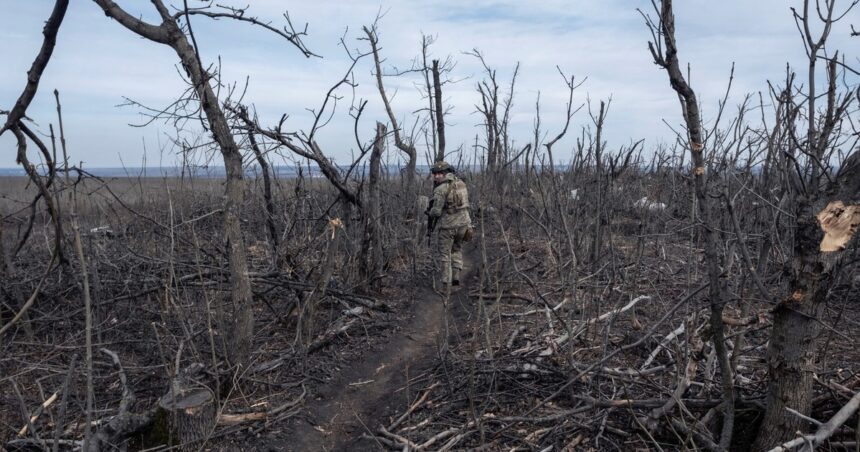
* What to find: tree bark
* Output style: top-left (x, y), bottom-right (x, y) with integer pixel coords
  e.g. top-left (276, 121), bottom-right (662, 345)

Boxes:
top-left (753, 274), bottom-right (824, 449)
top-left (246, 123), bottom-right (280, 270)
top-left (647, 1), bottom-right (735, 447)
top-left (753, 2), bottom-right (855, 447)
top-left (360, 122), bottom-right (386, 290)
top-left (93, 0), bottom-right (254, 368)
top-left (0, 0), bottom-right (69, 266)
top-left (158, 388), bottom-right (216, 451)
top-left (432, 59), bottom-right (446, 162)
top-left (363, 26), bottom-right (418, 190)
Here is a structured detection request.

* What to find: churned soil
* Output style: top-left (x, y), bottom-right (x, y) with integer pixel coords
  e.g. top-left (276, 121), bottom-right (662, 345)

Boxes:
top-left (275, 247), bottom-right (477, 452)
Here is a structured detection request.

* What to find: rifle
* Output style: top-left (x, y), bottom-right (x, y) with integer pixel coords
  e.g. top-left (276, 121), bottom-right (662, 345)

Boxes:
top-left (425, 199), bottom-right (438, 246)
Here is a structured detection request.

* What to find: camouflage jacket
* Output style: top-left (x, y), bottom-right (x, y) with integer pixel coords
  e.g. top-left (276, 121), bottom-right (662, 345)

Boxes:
top-left (429, 173), bottom-right (471, 229)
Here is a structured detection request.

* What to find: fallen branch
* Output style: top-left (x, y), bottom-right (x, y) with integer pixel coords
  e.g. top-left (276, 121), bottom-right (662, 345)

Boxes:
top-left (217, 412), bottom-right (267, 426)
top-left (526, 282), bottom-right (708, 414)
top-left (469, 291), bottom-right (536, 303)
top-left (644, 314), bottom-right (704, 429)
top-left (669, 418), bottom-right (722, 452)
top-left (585, 295), bottom-right (651, 325)
top-left (17, 391), bottom-right (58, 437)
top-left (641, 322), bottom-right (685, 369)
top-left (505, 325), bottom-right (528, 348)
top-left (88, 348), bottom-right (150, 452)
top-left (308, 318), bottom-right (359, 353)
top-left (502, 297), bottom-right (569, 317)
top-left (766, 390), bottom-right (860, 452)
top-left (377, 426), bottom-right (419, 449)
top-left (6, 438), bottom-right (82, 450)
top-left (541, 295), bottom-right (652, 351)
top-left (219, 385), bottom-right (307, 426)
top-left (0, 251), bottom-right (59, 337)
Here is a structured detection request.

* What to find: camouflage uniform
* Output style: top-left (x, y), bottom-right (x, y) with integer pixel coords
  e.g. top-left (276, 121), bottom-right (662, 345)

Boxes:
top-left (428, 169), bottom-right (471, 286)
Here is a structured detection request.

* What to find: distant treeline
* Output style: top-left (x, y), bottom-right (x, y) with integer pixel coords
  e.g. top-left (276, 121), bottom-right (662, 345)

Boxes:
top-left (0, 165), bottom-right (440, 178)
top-left (0, 162), bottom-right (786, 178)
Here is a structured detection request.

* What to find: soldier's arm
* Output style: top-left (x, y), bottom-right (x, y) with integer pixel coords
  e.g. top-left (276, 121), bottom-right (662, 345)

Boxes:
top-left (429, 184), bottom-right (446, 218)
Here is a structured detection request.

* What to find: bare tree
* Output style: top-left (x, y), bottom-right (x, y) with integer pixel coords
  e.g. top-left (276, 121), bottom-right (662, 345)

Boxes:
top-left (360, 122), bottom-right (387, 289)
top-left (468, 50), bottom-right (520, 172)
top-left (643, 0), bottom-right (735, 447)
top-left (589, 100), bottom-right (608, 265)
top-left (363, 24), bottom-right (418, 188)
top-left (432, 59), bottom-right (446, 162)
top-left (0, 0), bottom-right (69, 344)
top-left (236, 105), bottom-right (281, 271)
top-left (752, 1), bottom-right (859, 448)
top-left (0, 0), bottom-right (69, 268)
top-left (91, 0), bottom-right (312, 369)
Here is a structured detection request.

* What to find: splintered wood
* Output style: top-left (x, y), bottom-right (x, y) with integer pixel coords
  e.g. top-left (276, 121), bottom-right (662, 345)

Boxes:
top-left (817, 201), bottom-right (860, 252)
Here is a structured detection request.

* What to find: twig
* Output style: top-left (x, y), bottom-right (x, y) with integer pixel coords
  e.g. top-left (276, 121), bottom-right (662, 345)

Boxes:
top-left (377, 426), bottom-right (419, 449)
top-left (641, 322), bottom-right (685, 369)
top-left (585, 295), bottom-right (651, 325)
top-left (524, 282), bottom-right (708, 415)
top-left (389, 382), bottom-right (439, 431)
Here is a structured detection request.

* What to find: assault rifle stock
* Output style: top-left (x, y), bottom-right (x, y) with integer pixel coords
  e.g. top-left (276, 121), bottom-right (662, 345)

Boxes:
top-left (425, 199), bottom-right (438, 246)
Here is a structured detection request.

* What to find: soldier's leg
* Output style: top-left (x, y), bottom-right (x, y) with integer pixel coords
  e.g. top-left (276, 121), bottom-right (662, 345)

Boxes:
top-left (450, 225), bottom-right (466, 285)
top-left (437, 227), bottom-right (455, 285)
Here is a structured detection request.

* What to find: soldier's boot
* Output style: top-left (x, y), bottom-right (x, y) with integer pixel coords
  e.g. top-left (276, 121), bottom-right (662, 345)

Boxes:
top-left (449, 278), bottom-right (461, 292)
top-left (436, 281), bottom-right (451, 297)
top-left (452, 269), bottom-right (461, 286)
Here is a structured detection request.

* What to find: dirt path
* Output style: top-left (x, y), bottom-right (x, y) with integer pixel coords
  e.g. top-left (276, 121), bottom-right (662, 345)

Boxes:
top-left (284, 246), bottom-right (476, 451)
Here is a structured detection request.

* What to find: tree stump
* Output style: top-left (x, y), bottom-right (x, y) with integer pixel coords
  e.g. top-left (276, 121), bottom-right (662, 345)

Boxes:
top-left (158, 387), bottom-right (215, 451)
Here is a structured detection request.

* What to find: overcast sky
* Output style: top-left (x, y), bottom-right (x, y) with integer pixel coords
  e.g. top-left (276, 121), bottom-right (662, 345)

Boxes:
top-left (1, 1), bottom-right (858, 168)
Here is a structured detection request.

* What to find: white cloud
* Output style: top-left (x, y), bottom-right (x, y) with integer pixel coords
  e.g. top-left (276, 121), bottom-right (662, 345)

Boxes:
top-left (1, 0), bottom-right (858, 167)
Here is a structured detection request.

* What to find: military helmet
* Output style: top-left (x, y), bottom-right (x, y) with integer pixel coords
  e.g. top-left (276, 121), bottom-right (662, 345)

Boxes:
top-left (431, 160), bottom-right (454, 174)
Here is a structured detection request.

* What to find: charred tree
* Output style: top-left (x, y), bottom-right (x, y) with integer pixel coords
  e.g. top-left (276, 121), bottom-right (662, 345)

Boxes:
top-left (645, 0), bottom-right (735, 447)
top-left (752, 1), bottom-right (858, 448)
top-left (432, 59), bottom-right (446, 162)
top-left (0, 0), bottom-right (69, 268)
top-left (590, 101), bottom-right (607, 265)
top-left (363, 25), bottom-right (418, 189)
top-left (470, 50), bottom-right (520, 173)
top-left (92, 0), bottom-right (257, 368)
top-left (0, 0), bottom-right (69, 344)
top-left (236, 105), bottom-right (281, 271)
top-left (360, 122), bottom-right (386, 290)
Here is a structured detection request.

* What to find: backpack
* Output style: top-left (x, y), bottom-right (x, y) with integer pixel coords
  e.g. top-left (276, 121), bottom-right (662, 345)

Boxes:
top-left (445, 179), bottom-right (469, 212)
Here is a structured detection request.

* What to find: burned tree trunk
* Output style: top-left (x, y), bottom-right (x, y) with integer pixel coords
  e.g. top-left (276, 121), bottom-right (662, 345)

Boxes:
top-left (0, 0), bottom-right (69, 267)
top-left (363, 24), bottom-right (418, 190)
top-left (243, 110), bottom-right (280, 270)
top-left (93, 0), bottom-right (254, 368)
top-left (645, 0), bottom-right (735, 447)
top-left (360, 122), bottom-right (386, 290)
top-left (432, 59), bottom-right (446, 162)
top-left (158, 387), bottom-right (216, 451)
top-left (752, 3), bottom-right (857, 446)
top-left (590, 101), bottom-right (606, 265)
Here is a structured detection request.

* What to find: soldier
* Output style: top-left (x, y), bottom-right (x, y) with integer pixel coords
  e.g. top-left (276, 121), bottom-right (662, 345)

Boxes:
top-left (427, 161), bottom-right (471, 288)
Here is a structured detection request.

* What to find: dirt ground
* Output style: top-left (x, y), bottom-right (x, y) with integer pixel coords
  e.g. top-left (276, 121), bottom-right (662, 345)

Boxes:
top-left (289, 249), bottom-right (477, 451)
top-left (214, 246), bottom-right (479, 452)
top-left (2, 176), bottom-right (858, 451)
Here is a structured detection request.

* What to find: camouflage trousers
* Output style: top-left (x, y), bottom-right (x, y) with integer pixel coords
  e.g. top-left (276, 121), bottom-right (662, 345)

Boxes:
top-left (437, 225), bottom-right (468, 285)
